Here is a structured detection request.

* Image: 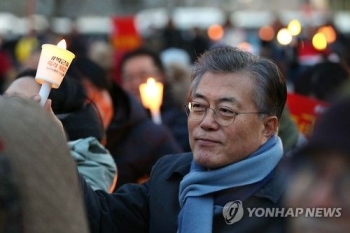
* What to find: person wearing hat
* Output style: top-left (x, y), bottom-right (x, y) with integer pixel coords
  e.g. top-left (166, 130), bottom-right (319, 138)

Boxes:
top-left (4, 69), bottom-right (117, 193)
top-left (284, 96), bottom-right (350, 233)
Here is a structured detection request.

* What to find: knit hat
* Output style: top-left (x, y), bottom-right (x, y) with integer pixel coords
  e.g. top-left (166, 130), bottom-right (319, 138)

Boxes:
top-left (56, 103), bottom-right (105, 142)
top-left (0, 97), bottom-right (89, 233)
top-left (298, 96), bottom-right (350, 156)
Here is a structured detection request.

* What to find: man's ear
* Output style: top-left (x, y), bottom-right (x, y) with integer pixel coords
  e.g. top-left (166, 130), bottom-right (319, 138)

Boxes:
top-left (263, 116), bottom-right (278, 138)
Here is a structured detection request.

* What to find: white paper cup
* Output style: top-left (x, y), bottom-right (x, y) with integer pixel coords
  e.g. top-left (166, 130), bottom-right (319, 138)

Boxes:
top-left (35, 44), bottom-right (75, 88)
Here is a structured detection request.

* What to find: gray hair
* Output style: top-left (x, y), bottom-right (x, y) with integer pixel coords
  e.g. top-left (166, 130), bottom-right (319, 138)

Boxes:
top-left (189, 46), bottom-right (287, 120)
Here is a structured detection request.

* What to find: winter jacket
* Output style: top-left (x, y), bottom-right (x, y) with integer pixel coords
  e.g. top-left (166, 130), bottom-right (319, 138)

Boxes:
top-left (82, 153), bottom-right (286, 233)
top-left (70, 137), bottom-right (117, 192)
top-left (106, 84), bottom-right (182, 189)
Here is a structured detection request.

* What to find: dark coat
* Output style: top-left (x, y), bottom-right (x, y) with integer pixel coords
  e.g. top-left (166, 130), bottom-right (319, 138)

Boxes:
top-left (106, 84), bottom-right (182, 189)
top-left (82, 153), bottom-right (287, 233)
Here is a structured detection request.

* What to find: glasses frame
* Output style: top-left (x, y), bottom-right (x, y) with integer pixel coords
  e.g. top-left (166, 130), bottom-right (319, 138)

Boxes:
top-left (184, 101), bottom-right (266, 126)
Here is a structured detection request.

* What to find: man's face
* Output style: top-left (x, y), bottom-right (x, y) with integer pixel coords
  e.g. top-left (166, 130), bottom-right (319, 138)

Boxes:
top-left (5, 77), bottom-right (40, 98)
top-left (121, 55), bottom-right (163, 103)
top-left (188, 72), bottom-right (271, 169)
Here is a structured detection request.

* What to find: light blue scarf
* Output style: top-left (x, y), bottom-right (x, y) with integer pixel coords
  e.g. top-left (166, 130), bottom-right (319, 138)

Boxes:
top-left (178, 135), bottom-right (283, 233)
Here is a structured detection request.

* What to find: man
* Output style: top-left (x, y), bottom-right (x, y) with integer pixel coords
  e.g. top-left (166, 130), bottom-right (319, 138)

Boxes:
top-left (119, 47), bottom-right (191, 152)
top-left (82, 46), bottom-right (287, 232)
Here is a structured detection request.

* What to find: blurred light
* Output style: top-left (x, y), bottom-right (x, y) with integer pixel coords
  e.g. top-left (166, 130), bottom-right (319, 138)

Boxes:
top-left (277, 28), bottom-right (293, 45)
top-left (237, 42), bottom-right (253, 52)
top-left (312, 32), bottom-right (327, 50)
top-left (207, 24), bottom-right (224, 41)
top-left (317, 25), bottom-right (336, 44)
top-left (287, 19), bottom-right (302, 36)
top-left (258, 26), bottom-right (275, 41)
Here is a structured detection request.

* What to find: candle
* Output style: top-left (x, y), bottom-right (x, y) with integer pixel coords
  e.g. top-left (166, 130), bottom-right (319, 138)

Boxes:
top-left (139, 77), bottom-right (163, 124)
top-left (35, 39), bottom-right (75, 106)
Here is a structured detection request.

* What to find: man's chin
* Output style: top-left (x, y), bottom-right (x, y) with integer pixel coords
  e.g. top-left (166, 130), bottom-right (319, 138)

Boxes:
top-left (193, 152), bottom-right (224, 170)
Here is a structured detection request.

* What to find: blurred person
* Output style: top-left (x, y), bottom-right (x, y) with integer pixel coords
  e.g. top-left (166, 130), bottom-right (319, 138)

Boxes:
top-left (284, 96), bottom-right (350, 233)
top-left (187, 27), bottom-right (210, 63)
top-left (160, 18), bottom-right (185, 50)
top-left (81, 46), bottom-right (288, 232)
top-left (164, 62), bottom-right (191, 109)
top-left (5, 69), bottom-right (117, 193)
top-left (0, 96), bottom-right (89, 233)
top-left (163, 62), bottom-right (192, 150)
top-left (14, 29), bottom-right (40, 67)
top-left (119, 47), bottom-right (190, 151)
top-left (64, 20), bottom-right (88, 58)
top-left (278, 106), bottom-right (307, 157)
top-left (294, 61), bottom-right (349, 102)
top-left (216, 17), bottom-right (247, 50)
top-left (88, 40), bottom-right (115, 84)
top-left (70, 56), bottom-right (183, 189)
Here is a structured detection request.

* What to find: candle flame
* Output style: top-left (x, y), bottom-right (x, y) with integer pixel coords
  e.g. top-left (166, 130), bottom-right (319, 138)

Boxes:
top-left (57, 39), bottom-right (67, 49)
top-left (139, 77), bottom-right (163, 111)
top-left (147, 78), bottom-right (156, 85)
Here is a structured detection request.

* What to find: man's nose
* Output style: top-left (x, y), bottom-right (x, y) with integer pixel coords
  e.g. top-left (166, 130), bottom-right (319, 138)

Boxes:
top-left (200, 108), bottom-right (219, 128)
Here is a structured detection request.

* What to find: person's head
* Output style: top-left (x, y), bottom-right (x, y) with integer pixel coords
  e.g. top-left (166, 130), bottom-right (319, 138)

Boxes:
top-left (186, 46), bottom-right (287, 169)
top-left (120, 47), bottom-right (165, 102)
top-left (0, 96), bottom-right (89, 232)
top-left (285, 97), bottom-right (350, 232)
top-left (165, 63), bottom-right (192, 108)
top-left (294, 61), bottom-right (349, 101)
top-left (87, 40), bottom-right (114, 73)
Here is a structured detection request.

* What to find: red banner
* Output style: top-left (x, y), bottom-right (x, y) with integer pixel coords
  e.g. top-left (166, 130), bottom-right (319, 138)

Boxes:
top-left (287, 92), bottom-right (329, 137)
top-left (110, 15), bottom-right (143, 84)
top-left (111, 15), bottom-right (142, 52)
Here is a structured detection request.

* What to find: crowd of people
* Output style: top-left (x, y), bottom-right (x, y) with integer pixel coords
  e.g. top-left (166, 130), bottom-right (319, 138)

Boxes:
top-left (0, 14), bottom-right (350, 232)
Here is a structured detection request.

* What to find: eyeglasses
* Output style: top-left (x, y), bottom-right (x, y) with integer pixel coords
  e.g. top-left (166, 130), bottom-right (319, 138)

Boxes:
top-left (184, 101), bottom-right (266, 126)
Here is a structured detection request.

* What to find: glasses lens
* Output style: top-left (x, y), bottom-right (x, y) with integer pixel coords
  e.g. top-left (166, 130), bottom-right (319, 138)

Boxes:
top-left (188, 102), bottom-right (205, 121)
top-left (186, 102), bottom-right (236, 126)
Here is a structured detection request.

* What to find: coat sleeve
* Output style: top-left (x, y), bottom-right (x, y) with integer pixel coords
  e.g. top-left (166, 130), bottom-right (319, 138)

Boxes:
top-left (81, 174), bottom-right (149, 233)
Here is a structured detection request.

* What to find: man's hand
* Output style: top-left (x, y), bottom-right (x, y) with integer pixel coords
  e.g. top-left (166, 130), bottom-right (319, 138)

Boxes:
top-left (32, 94), bottom-right (67, 139)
